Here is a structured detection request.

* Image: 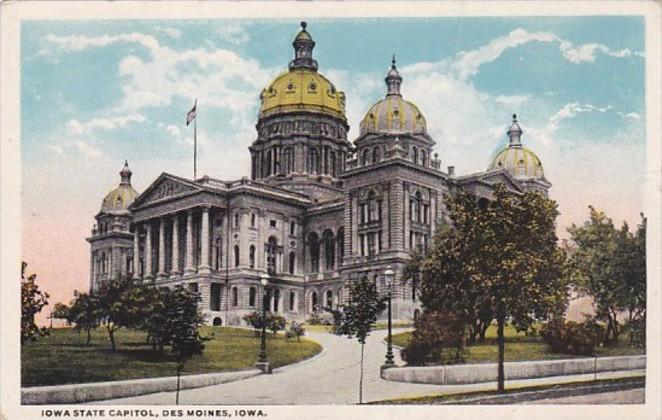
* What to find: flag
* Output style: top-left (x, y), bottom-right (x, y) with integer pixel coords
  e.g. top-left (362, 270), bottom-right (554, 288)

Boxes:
top-left (186, 99), bottom-right (197, 126)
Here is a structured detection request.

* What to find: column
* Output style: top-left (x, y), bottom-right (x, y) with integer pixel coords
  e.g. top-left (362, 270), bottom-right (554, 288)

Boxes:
top-left (144, 223), bottom-right (153, 279)
top-left (171, 215), bottom-right (180, 275)
top-left (199, 206), bottom-right (211, 273)
top-left (185, 210), bottom-right (195, 274)
top-left (157, 218), bottom-right (166, 278)
top-left (133, 227), bottom-right (140, 279)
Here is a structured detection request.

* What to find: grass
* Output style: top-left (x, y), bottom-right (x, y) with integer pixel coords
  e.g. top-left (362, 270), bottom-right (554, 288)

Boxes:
top-left (391, 324), bottom-right (644, 364)
top-left (370, 375), bottom-right (645, 405)
top-left (21, 326), bottom-right (322, 387)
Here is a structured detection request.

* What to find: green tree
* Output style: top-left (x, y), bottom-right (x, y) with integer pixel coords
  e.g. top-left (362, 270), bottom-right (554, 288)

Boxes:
top-left (330, 277), bottom-right (386, 404)
top-left (567, 208), bottom-right (646, 344)
top-left (418, 185), bottom-right (567, 392)
top-left (21, 262), bottom-right (50, 344)
top-left (50, 302), bottom-right (71, 325)
top-left (67, 291), bottom-right (100, 345)
top-left (95, 276), bottom-right (151, 351)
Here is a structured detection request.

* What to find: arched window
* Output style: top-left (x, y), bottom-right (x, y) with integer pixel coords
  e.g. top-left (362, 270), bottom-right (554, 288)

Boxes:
top-left (214, 237), bottom-right (222, 270)
top-left (273, 289), bottom-right (280, 313)
top-left (308, 232), bottom-right (320, 273)
top-left (412, 146), bottom-right (418, 164)
top-left (311, 291), bottom-right (318, 312)
top-left (283, 147), bottom-right (294, 174)
top-left (249, 287), bottom-right (256, 307)
top-left (232, 287), bottom-right (238, 307)
top-left (234, 245), bottom-right (240, 267)
top-left (307, 148), bottom-right (319, 174)
top-left (326, 290), bottom-right (333, 309)
top-left (411, 191), bottom-right (422, 223)
top-left (323, 230), bottom-right (335, 271)
top-left (421, 150), bottom-right (427, 167)
top-left (267, 236), bottom-right (278, 274)
top-left (289, 252), bottom-right (296, 274)
top-left (249, 245), bottom-right (256, 268)
top-left (362, 149), bottom-right (370, 166)
top-left (337, 227), bottom-right (345, 267)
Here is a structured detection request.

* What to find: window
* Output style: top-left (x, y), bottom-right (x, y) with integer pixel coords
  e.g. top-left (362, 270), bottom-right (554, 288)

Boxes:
top-left (360, 203), bottom-right (367, 224)
top-left (289, 252), bottom-right (296, 274)
top-left (367, 232), bottom-right (376, 256)
top-left (250, 213), bottom-right (256, 228)
top-left (289, 291), bottom-right (296, 311)
top-left (267, 237), bottom-right (278, 274)
top-left (308, 233), bottom-right (320, 272)
top-left (423, 204), bottom-right (429, 224)
top-left (330, 151), bottom-right (337, 177)
top-left (367, 191), bottom-right (378, 222)
top-left (326, 290), bottom-right (333, 308)
top-left (273, 289), bottom-right (280, 313)
top-left (337, 227), bottom-right (345, 267)
top-left (362, 149), bottom-right (369, 166)
top-left (210, 283), bottom-right (221, 311)
top-left (290, 221), bottom-right (296, 235)
top-left (373, 146), bottom-right (381, 163)
top-left (307, 148), bottom-right (320, 174)
top-left (283, 147), bottom-right (294, 174)
top-left (214, 237), bottom-right (223, 270)
top-left (411, 191), bottom-right (422, 223)
top-left (412, 146), bottom-right (418, 164)
top-left (234, 213), bottom-right (240, 228)
top-left (269, 220), bottom-right (277, 228)
top-left (421, 150), bottom-right (427, 166)
top-left (359, 234), bottom-right (365, 256)
top-left (234, 245), bottom-right (240, 267)
top-left (249, 287), bottom-right (256, 307)
top-left (249, 245), bottom-right (256, 268)
top-left (189, 282), bottom-right (198, 293)
top-left (311, 292), bottom-right (318, 312)
top-left (323, 230), bottom-right (335, 271)
top-left (232, 287), bottom-right (238, 307)
top-left (127, 256), bottom-right (133, 274)
top-left (101, 252), bottom-right (106, 274)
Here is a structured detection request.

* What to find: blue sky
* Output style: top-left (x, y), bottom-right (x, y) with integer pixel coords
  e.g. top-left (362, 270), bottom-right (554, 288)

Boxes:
top-left (21, 17), bottom-right (646, 303)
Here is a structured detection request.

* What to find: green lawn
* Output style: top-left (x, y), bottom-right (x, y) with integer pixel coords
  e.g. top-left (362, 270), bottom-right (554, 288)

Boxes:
top-left (22, 326), bottom-right (321, 387)
top-left (391, 324), bottom-right (644, 364)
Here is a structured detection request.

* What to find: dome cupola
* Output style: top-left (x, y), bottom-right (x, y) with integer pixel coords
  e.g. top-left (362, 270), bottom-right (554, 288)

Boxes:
top-left (359, 57), bottom-right (427, 136)
top-left (101, 160), bottom-right (138, 213)
top-left (488, 115), bottom-right (545, 180)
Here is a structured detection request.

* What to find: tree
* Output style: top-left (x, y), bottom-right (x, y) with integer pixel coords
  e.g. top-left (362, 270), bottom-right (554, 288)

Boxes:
top-left (567, 208), bottom-right (646, 344)
top-left (418, 185), bottom-right (567, 392)
top-left (21, 262), bottom-right (50, 344)
top-left (67, 291), bottom-right (100, 344)
top-left (330, 276), bottom-right (386, 404)
top-left (95, 276), bottom-right (150, 351)
top-left (51, 303), bottom-right (71, 322)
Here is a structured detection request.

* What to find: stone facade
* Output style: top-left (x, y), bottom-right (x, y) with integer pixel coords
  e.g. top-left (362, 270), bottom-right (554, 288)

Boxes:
top-left (87, 23), bottom-right (551, 326)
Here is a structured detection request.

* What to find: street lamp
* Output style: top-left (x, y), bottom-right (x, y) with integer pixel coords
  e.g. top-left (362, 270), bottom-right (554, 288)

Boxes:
top-left (256, 273), bottom-right (272, 374)
top-left (383, 267), bottom-right (395, 368)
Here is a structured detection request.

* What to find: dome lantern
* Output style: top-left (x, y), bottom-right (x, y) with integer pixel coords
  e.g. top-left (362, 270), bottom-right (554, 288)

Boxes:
top-left (289, 21), bottom-right (318, 71)
top-left (100, 161), bottom-right (138, 213)
top-left (119, 160), bottom-right (132, 185)
top-left (507, 114), bottom-right (523, 146)
top-left (385, 55), bottom-right (403, 97)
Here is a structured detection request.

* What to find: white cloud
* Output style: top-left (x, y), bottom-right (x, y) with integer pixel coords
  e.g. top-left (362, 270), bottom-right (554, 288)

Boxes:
top-left (45, 33), bottom-right (160, 53)
top-left (66, 114), bottom-right (146, 135)
top-left (73, 140), bottom-right (103, 160)
top-left (214, 23), bottom-right (250, 45)
top-left (155, 26), bottom-right (182, 40)
top-left (618, 112), bottom-right (641, 121)
top-left (493, 94), bottom-right (531, 107)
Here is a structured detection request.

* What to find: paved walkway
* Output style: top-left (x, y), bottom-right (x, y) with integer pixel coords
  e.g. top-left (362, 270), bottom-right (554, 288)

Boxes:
top-left (96, 329), bottom-right (645, 405)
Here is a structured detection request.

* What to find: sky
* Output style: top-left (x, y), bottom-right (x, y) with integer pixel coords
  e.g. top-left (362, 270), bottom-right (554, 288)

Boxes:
top-left (21, 17), bottom-right (646, 314)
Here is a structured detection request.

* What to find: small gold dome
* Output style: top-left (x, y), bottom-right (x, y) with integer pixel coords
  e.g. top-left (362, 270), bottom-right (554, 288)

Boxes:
top-left (488, 146), bottom-right (545, 179)
top-left (259, 69), bottom-right (346, 120)
top-left (360, 95), bottom-right (427, 136)
top-left (101, 161), bottom-right (138, 212)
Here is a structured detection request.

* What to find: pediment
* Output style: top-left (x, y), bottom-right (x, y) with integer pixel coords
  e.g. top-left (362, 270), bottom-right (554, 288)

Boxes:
top-left (459, 169), bottom-right (523, 193)
top-left (130, 173), bottom-right (201, 209)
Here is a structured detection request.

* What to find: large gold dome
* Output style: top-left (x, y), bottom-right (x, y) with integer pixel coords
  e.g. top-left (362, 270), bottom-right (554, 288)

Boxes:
top-left (258, 22), bottom-right (346, 122)
top-left (259, 69), bottom-right (346, 120)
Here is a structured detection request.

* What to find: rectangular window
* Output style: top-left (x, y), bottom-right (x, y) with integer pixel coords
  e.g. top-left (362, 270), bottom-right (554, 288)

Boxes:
top-left (290, 221), bottom-right (296, 235)
top-left (251, 213), bottom-right (256, 228)
top-left (210, 283), bottom-right (221, 311)
top-left (367, 233), bottom-right (376, 256)
top-left (360, 204), bottom-right (366, 224)
top-left (378, 231), bottom-right (382, 252)
top-left (423, 204), bottom-right (429, 224)
top-left (359, 234), bottom-right (365, 256)
top-left (270, 220), bottom-right (277, 228)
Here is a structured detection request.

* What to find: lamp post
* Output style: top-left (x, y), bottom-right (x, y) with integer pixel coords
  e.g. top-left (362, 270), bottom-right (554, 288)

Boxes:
top-left (383, 267), bottom-right (395, 368)
top-left (256, 273), bottom-right (272, 374)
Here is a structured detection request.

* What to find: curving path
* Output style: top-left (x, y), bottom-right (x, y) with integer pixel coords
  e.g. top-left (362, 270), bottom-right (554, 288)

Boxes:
top-left (96, 329), bottom-right (644, 405)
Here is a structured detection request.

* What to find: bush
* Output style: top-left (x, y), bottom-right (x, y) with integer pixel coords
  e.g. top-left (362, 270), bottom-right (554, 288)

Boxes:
top-left (268, 314), bottom-right (286, 336)
top-left (400, 311), bottom-right (466, 366)
top-left (285, 321), bottom-right (306, 342)
top-left (242, 312), bottom-right (263, 337)
top-left (541, 318), bottom-right (604, 356)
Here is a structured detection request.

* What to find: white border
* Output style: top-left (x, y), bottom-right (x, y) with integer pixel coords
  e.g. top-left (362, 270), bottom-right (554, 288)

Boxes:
top-left (1, 2), bottom-right (660, 420)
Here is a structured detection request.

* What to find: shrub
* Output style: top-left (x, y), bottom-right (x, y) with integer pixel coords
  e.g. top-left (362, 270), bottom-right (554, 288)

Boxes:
top-left (541, 318), bottom-right (604, 356)
top-left (268, 314), bottom-right (286, 336)
top-left (285, 321), bottom-right (306, 342)
top-left (400, 311), bottom-right (467, 366)
top-left (242, 312), bottom-right (263, 337)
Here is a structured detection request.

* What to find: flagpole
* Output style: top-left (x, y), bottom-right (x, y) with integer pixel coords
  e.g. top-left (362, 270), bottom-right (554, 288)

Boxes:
top-left (193, 114), bottom-right (197, 180)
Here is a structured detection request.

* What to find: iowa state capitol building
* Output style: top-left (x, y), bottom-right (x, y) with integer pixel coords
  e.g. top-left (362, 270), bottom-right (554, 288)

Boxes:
top-left (88, 23), bottom-right (550, 325)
